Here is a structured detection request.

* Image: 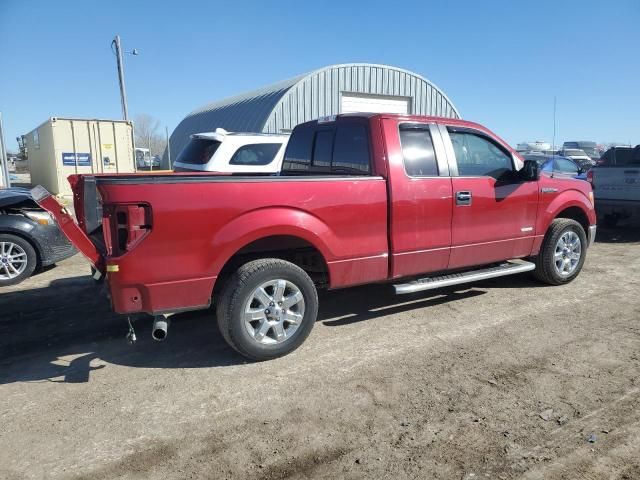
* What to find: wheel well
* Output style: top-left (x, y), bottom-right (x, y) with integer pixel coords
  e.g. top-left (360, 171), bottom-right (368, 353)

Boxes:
top-left (555, 206), bottom-right (589, 235)
top-left (214, 235), bottom-right (329, 294)
top-left (0, 230), bottom-right (42, 269)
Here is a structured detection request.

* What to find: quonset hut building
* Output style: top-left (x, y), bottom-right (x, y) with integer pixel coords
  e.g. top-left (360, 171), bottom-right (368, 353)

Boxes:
top-left (166, 63), bottom-right (459, 164)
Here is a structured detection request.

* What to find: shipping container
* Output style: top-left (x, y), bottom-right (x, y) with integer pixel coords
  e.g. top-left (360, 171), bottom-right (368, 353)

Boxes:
top-left (23, 117), bottom-right (135, 196)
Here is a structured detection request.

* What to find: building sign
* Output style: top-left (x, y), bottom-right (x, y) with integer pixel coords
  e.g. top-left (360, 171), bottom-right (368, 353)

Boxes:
top-left (102, 143), bottom-right (115, 167)
top-left (62, 152), bottom-right (92, 166)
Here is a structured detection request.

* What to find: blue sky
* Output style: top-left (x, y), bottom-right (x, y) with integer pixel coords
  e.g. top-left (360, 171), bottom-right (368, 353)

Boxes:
top-left (1, 0), bottom-right (638, 152)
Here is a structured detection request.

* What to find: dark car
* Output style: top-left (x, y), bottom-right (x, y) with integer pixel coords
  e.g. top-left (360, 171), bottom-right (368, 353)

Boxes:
top-left (597, 145), bottom-right (639, 166)
top-left (0, 187), bottom-right (76, 286)
top-left (522, 154), bottom-right (589, 180)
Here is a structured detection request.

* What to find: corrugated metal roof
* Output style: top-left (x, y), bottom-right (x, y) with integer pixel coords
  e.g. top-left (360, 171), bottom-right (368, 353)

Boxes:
top-left (166, 63), bottom-right (459, 162)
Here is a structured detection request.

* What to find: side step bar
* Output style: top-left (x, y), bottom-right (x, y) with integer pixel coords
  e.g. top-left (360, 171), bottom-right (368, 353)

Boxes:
top-left (394, 260), bottom-right (536, 294)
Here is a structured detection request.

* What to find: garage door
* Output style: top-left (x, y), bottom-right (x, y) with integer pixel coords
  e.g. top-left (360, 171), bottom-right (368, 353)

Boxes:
top-left (341, 93), bottom-right (410, 114)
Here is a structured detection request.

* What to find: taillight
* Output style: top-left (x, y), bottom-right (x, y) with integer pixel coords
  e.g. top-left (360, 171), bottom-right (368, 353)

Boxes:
top-left (103, 204), bottom-right (152, 256)
top-left (586, 169), bottom-right (594, 184)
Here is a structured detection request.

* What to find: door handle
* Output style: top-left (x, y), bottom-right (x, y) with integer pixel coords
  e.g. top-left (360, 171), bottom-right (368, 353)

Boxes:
top-left (456, 191), bottom-right (472, 206)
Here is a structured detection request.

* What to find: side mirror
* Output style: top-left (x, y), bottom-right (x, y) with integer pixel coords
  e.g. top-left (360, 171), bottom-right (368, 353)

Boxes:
top-left (520, 159), bottom-right (540, 181)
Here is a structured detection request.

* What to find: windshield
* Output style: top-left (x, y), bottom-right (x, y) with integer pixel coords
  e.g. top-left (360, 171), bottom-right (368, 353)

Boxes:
top-left (175, 138), bottom-right (221, 165)
top-left (580, 147), bottom-right (600, 158)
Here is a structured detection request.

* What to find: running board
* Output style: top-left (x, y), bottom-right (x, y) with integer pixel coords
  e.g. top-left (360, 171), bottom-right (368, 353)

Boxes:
top-left (393, 260), bottom-right (536, 294)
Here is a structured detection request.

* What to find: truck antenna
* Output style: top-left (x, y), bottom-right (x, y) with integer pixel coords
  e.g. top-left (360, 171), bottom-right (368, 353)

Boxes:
top-left (552, 96), bottom-right (557, 151)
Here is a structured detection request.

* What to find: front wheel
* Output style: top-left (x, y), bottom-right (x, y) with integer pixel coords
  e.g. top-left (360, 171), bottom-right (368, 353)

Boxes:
top-left (216, 258), bottom-right (319, 361)
top-left (532, 219), bottom-right (587, 285)
top-left (0, 234), bottom-right (37, 287)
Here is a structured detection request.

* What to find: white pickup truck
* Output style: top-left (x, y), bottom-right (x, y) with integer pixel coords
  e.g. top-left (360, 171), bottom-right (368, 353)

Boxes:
top-left (589, 145), bottom-right (640, 226)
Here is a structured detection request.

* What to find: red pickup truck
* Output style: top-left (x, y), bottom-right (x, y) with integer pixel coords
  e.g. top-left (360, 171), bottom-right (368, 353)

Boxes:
top-left (34, 114), bottom-right (597, 360)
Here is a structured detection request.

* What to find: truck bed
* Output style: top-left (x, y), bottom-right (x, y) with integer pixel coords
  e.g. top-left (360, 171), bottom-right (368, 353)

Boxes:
top-left (76, 173), bottom-right (390, 314)
top-left (592, 166), bottom-right (640, 203)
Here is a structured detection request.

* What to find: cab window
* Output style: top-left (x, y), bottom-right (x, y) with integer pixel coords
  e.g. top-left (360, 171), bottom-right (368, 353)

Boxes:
top-left (281, 121), bottom-right (371, 175)
top-left (554, 158), bottom-right (579, 174)
top-left (448, 129), bottom-right (513, 179)
top-left (399, 125), bottom-right (439, 177)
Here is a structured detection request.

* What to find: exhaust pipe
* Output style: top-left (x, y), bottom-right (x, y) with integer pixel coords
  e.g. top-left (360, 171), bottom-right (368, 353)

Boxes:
top-left (152, 316), bottom-right (170, 341)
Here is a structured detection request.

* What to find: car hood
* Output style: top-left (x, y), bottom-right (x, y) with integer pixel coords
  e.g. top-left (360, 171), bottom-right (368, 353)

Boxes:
top-left (0, 187), bottom-right (40, 209)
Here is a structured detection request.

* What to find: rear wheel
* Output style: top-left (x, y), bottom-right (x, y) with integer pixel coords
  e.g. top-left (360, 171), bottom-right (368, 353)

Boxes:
top-left (0, 234), bottom-right (37, 287)
top-left (532, 219), bottom-right (587, 285)
top-left (216, 258), bottom-right (318, 360)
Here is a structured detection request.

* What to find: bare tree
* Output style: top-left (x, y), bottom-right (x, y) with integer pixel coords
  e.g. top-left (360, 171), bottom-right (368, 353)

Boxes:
top-left (133, 114), bottom-right (166, 157)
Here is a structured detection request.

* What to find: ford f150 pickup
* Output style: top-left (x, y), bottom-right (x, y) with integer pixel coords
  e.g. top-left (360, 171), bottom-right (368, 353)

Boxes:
top-left (34, 113), bottom-right (597, 360)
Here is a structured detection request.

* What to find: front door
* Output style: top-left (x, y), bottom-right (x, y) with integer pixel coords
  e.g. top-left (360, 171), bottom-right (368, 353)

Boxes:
top-left (442, 126), bottom-right (538, 270)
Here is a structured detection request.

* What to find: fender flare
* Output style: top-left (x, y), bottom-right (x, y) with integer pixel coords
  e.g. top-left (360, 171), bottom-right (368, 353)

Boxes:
top-left (532, 189), bottom-right (594, 255)
top-left (541, 190), bottom-right (594, 229)
top-left (208, 207), bottom-right (336, 278)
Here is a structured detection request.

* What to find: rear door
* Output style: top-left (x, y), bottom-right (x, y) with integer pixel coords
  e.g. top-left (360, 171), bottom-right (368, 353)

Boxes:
top-left (383, 118), bottom-right (453, 278)
top-left (442, 126), bottom-right (538, 269)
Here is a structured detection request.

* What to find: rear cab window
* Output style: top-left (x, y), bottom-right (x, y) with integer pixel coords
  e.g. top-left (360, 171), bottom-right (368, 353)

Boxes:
top-left (175, 138), bottom-right (221, 165)
top-left (281, 119), bottom-right (371, 175)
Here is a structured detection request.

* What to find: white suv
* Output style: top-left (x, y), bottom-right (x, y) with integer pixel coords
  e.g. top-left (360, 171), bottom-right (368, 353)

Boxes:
top-left (172, 129), bottom-right (289, 174)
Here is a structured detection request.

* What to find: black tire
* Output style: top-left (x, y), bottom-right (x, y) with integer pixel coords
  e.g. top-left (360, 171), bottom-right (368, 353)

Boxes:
top-left (216, 258), bottom-right (319, 361)
top-left (0, 233), bottom-right (37, 287)
top-left (532, 219), bottom-right (587, 285)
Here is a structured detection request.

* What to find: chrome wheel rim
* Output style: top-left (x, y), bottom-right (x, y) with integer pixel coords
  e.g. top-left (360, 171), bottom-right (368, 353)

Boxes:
top-left (243, 279), bottom-right (305, 345)
top-left (0, 242), bottom-right (28, 280)
top-left (554, 231), bottom-right (581, 277)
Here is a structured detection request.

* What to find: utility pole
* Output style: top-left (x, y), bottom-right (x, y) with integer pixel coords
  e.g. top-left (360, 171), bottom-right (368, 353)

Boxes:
top-left (112, 35), bottom-right (129, 121)
top-left (0, 112), bottom-right (10, 188)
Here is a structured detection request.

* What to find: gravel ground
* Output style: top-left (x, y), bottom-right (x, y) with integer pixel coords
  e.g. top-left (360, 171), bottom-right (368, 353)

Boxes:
top-left (1, 224), bottom-right (639, 479)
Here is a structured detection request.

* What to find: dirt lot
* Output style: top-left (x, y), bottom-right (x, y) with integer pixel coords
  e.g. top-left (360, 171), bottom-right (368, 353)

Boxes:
top-left (1, 224), bottom-right (639, 480)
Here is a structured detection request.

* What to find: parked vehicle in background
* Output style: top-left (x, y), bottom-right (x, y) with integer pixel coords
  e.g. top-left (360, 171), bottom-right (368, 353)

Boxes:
top-left (36, 113), bottom-right (596, 361)
top-left (0, 187), bottom-right (76, 286)
top-left (588, 145), bottom-right (640, 226)
top-left (172, 129), bottom-right (289, 174)
top-left (516, 141), bottom-right (551, 153)
top-left (562, 141), bottom-right (600, 161)
top-left (560, 149), bottom-right (595, 170)
top-left (522, 153), bottom-right (588, 180)
top-left (135, 148), bottom-right (161, 169)
top-left (597, 146), bottom-right (636, 166)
